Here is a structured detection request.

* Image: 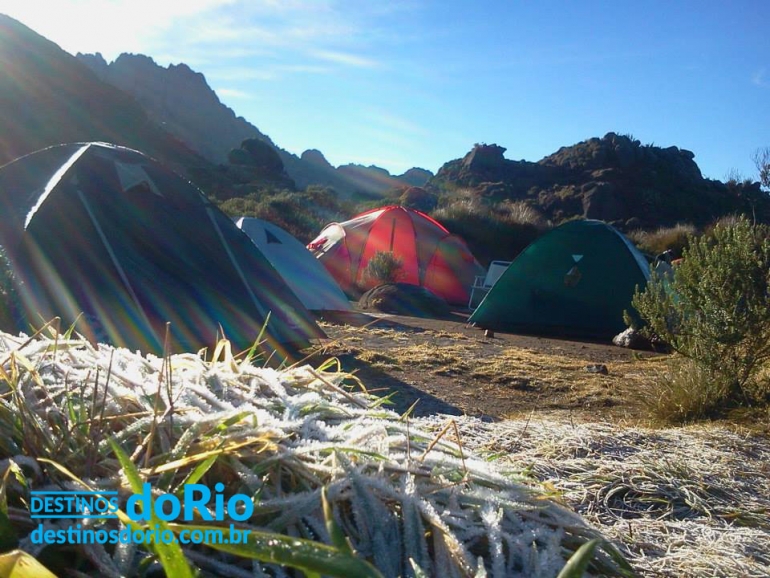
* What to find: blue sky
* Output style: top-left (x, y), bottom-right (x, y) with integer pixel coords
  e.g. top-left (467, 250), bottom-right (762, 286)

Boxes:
top-left (1, 0), bottom-right (768, 180)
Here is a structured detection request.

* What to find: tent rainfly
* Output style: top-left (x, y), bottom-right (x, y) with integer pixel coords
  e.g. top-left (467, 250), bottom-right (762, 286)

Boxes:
top-left (235, 217), bottom-right (352, 313)
top-left (468, 219), bottom-right (650, 339)
top-left (307, 206), bottom-right (483, 306)
top-left (0, 142), bottom-right (324, 354)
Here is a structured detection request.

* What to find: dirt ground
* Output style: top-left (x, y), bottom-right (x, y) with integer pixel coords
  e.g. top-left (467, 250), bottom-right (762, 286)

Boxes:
top-left (310, 309), bottom-right (667, 423)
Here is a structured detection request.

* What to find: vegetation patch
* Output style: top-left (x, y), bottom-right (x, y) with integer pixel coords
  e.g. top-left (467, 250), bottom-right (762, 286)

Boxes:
top-left (0, 330), bottom-right (630, 577)
top-left (432, 416), bottom-right (770, 578)
top-left (633, 217), bottom-right (770, 422)
top-left (388, 344), bottom-right (471, 374)
top-left (362, 251), bottom-right (405, 286)
top-left (431, 197), bottom-right (550, 265)
top-left (627, 223), bottom-right (696, 258)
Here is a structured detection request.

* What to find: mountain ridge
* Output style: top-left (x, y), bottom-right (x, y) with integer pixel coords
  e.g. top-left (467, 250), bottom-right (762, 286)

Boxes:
top-left (76, 51), bottom-right (432, 198)
top-left (0, 13), bottom-right (211, 178)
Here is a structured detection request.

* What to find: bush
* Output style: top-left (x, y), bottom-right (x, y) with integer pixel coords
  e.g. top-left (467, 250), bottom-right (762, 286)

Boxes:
top-left (362, 251), bottom-right (404, 287)
top-left (218, 188), bottom-right (348, 243)
top-left (627, 223), bottom-right (696, 259)
top-left (632, 217), bottom-right (770, 421)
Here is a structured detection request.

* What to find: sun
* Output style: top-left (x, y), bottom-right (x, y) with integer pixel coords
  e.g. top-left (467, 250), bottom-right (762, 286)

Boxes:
top-left (0, 1), bottom-right (156, 60)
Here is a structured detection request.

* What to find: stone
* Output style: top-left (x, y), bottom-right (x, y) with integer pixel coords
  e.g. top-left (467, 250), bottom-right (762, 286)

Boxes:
top-left (584, 364), bottom-right (609, 375)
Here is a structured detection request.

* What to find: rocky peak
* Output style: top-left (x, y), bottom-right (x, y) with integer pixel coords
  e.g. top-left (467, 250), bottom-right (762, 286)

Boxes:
top-left (542, 132), bottom-right (703, 183)
top-left (77, 51), bottom-right (271, 165)
top-left (107, 53), bottom-right (222, 109)
top-left (301, 149), bottom-right (334, 169)
top-left (462, 143), bottom-right (507, 171)
top-left (75, 51), bottom-right (109, 76)
top-left (76, 51), bottom-right (429, 197)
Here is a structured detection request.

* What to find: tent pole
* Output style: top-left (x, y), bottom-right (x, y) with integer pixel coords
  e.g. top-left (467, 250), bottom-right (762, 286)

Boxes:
top-left (25, 145), bottom-right (90, 229)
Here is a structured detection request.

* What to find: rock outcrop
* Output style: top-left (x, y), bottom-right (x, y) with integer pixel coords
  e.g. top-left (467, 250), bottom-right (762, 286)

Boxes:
top-left (226, 138), bottom-right (295, 191)
top-left (429, 134), bottom-right (766, 228)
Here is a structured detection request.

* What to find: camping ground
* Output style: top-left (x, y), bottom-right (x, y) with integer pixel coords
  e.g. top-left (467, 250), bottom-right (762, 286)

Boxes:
top-left (0, 308), bottom-right (767, 576)
top-left (315, 313), bottom-right (770, 577)
top-left (316, 313), bottom-right (660, 421)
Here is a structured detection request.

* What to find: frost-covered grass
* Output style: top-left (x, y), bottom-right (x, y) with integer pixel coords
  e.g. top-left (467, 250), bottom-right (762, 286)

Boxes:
top-left (0, 330), bottom-right (630, 577)
top-left (423, 416), bottom-right (770, 577)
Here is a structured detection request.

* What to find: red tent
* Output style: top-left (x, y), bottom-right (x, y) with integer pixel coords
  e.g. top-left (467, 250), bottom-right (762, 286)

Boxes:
top-left (308, 206), bottom-right (483, 305)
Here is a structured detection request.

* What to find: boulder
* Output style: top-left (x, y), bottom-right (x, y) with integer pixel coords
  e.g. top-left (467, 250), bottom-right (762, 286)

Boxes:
top-left (613, 327), bottom-right (670, 352)
top-left (462, 144), bottom-right (507, 172)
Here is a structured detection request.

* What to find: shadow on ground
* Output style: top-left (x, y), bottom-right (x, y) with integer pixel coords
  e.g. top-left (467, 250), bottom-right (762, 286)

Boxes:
top-left (338, 353), bottom-right (465, 418)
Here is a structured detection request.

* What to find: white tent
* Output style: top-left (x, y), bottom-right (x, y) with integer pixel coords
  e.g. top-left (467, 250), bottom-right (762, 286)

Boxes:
top-left (235, 217), bottom-right (352, 313)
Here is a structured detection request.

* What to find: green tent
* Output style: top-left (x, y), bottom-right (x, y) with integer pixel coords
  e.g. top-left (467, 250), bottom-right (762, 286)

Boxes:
top-left (0, 142), bottom-right (324, 355)
top-left (468, 220), bottom-right (650, 339)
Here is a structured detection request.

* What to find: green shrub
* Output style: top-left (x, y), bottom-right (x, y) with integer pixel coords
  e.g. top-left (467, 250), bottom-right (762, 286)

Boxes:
top-left (218, 188), bottom-right (348, 243)
top-left (218, 195), bottom-right (262, 217)
top-left (632, 217), bottom-right (770, 421)
top-left (362, 251), bottom-right (404, 286)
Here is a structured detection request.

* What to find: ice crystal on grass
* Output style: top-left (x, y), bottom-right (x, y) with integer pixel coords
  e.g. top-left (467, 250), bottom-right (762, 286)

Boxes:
top-left (0, 330), bottom-right (630, 577)
top-left (421, 415), bottom-right (770, 577)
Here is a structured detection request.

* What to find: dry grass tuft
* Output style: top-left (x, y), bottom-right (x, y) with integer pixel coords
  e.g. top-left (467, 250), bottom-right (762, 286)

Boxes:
top-left (387, 344), bottom-right (471, 374)
top-left (627, 223), bottom-right (696, 258)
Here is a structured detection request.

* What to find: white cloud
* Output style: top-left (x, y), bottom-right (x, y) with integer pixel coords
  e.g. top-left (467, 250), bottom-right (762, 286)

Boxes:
top-left (0, 0), bottom-right (403, 90)
top-left (0, 0), bottom-right (361, 61)
top-left (752, 68), bottom-right (768, 87)
top-left (215, 88), bottom-right (252, 99)
top-left (208, 63), bottom-right (329, 82)
top-left (310, 49), bottom-right (378, 68)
